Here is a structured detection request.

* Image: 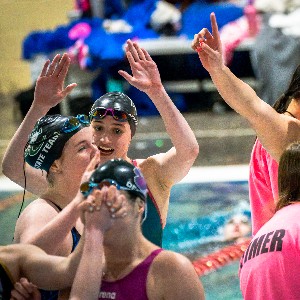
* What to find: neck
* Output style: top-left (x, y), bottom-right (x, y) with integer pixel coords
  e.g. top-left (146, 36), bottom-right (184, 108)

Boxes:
top-left (103, 234), bottom-right (155, 280)
top-left (42, 188), bottom-right (75, 209)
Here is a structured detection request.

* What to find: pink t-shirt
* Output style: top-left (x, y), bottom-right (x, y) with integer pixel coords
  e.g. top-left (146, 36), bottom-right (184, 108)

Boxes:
top-left (249, 139), bottom-right (279, 235)
top-left (239, 204), bottom-right (300, 299)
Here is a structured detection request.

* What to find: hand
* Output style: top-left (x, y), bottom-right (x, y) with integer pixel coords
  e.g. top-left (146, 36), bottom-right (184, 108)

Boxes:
top-left (118, 39), bottom-right (163, 93)
top-left (191, 13), bottom-right (224, 72)
top-left (10, 277), bottom-right (41, 300)
top-left (33, 53), bottom-right (77, 111)
top-left (81, 186), bottom-right (128, 232)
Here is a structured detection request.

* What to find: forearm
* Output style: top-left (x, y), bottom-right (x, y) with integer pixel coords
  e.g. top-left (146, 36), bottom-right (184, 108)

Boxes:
top-left (70, 228), bottom-right (104, 300)
top-left (146, 85), bottom-right (199, 158)
top-left (209, 65), bottom-right (264, 124)
top-left (2, 102), bottom-right (49, 191)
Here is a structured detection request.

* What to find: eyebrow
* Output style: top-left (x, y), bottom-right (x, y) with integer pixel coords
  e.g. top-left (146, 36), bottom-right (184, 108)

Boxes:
top-left (92, 120), bottom-right (126, 127)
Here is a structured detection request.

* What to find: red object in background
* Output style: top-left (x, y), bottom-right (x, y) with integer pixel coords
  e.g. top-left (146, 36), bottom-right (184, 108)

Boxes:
top-left (192, 238), bottom-right (251, 276)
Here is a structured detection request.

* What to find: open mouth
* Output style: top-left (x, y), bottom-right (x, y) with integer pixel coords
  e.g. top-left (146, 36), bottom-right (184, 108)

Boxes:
top-left (98, 146), bottom-right (114, 156)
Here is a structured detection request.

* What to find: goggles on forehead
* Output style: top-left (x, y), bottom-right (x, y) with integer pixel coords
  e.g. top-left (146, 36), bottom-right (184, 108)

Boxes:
top-left (28, 114), bottom-right (90, 145)
top-left (62, 114), bottom-right (90, 133)
top-left (89, 107), bottom-right (129, 122)
top-left (80, 179), bottom-right (134, 198)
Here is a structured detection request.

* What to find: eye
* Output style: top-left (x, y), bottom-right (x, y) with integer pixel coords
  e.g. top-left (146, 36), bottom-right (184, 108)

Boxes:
top-left (93, 125), bottom-right (103, 132)
top-left (78, 145), bottom-right (87, 151)
top-left (113, 128), bottom-right (123, 135)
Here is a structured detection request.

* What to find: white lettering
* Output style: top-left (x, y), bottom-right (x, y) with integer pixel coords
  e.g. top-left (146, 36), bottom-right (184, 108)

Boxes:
top-left (98, 291), bottom-right (116, 299)
top-left (34, 153), bottom-right (46, 168)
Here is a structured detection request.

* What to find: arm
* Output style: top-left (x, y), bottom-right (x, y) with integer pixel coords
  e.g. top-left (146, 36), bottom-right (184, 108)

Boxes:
top-left (118, 40), bottom-right (199, 186)
top-left (70, 189), bottom-right (116, 300)
top-left (150, 251), bottom-right (205, 300)
top-left (191, 13), bottom-right (300, 162)
top-left (1, 53), bottom-right (77, 195)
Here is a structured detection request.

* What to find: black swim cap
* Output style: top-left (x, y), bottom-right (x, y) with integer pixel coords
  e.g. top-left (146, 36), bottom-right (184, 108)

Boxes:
top-left (90, 92), bottom-right (138, 137)
top-left (89, 158), bottom-right (147, 201)
top-left (24, 114), bottom-right (90, 172)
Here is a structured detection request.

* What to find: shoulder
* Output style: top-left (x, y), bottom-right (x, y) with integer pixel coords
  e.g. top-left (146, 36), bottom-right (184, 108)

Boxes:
top-left (148, 250), bottom-right (205, 299)
top-left (14, 199), bottom-right (58, 242)
top-left (149, 250), bottom-right (196, 281)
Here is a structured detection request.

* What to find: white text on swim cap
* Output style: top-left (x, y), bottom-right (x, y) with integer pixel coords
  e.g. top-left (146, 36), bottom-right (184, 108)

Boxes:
top-left (34, 134), bottom-right (59, 169)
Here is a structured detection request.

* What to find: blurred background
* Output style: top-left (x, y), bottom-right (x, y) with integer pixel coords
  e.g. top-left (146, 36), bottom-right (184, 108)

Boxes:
top-left (1, 0), bottom-right (300, 299)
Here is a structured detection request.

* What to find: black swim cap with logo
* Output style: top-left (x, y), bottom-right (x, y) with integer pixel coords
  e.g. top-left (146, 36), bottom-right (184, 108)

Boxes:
top-left (24, 114), bottom-right (90, 172)
top-left (88, 158), bottom-right (148, 201)
top-left (89, 92), bottom-right (138, 137)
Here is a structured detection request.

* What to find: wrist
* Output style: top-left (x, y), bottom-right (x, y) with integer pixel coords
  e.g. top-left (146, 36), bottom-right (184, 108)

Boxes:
top-left (145, 84), bottom-right (165, 98)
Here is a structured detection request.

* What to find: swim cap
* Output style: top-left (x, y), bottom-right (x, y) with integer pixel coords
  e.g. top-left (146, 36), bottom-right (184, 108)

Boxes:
top-left (89, 158), bottom-right (147, 201)
top-left (90, 92), bottom-right (138, 137)
top-left (24, 114), bottom-right (90, 172)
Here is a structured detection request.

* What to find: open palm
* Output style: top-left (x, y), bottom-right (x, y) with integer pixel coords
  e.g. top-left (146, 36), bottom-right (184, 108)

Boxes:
top-left (118, 39), bottom-right (162, 92)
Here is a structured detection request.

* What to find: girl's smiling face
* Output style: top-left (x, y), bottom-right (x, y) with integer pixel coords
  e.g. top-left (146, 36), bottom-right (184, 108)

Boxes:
top-left (91, 116), bottom-right (132, 162)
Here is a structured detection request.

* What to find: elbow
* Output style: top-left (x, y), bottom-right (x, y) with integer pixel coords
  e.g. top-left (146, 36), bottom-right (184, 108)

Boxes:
top-left (189, 142), bottom-right (200, 161)
top-left (2, 160), bottom-right (20, 185)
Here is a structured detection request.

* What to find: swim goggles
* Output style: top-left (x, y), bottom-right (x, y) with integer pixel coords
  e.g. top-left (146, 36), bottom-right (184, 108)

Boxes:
top-left (89, 107), bottom-right (129, 122)
top-left (80, 179), bottom-right (135, 198)
top-left (80, 178), bottom-right (148, 223)
top-left (62, 114), bottom-right (90, 133)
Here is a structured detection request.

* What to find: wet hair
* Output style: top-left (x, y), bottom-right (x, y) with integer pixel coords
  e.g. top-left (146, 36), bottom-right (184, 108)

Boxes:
top-left (277, 141), bottom-right (300, 211)
top-left (89, 158), bottom-right (148, 201)
top-left (24, 114), bottom-right (89, 172)
top-left (90, 92), bottom-right (138, 137)
top-left (272, 64), bottom-right (300, 113)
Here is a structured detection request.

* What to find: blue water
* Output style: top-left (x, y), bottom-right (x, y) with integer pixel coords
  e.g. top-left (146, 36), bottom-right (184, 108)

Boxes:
top-left (163, 180), bottom-right (250, 300)
top-left (0, 180), bottom-right (250, 299)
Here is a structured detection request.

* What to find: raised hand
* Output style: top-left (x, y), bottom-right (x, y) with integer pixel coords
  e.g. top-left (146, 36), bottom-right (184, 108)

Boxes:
top-left (118, 39), bottom-right (163, 93)
top-left (191, 13), bottom-right (224, 72)
top-left (33, 53), bottom-right (77, 111)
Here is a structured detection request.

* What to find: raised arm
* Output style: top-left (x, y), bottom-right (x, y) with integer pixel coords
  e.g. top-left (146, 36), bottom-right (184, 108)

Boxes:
top-left (191, 13), bottom-right (300, 162)
top-left (2, 53), bottom-right (77, 195)
top-left (118, 40), bottom-right (199, 186)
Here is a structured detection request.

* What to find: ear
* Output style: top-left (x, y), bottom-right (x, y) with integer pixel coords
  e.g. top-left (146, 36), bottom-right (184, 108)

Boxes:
top-left (49, 159), bottom-right (62, 174)
top-left (136, 197), bottom-right (145, 214)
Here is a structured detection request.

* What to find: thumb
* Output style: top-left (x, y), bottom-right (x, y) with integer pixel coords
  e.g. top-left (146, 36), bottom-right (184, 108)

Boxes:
top-left (62, 83), bottom-right (77, 97)
top-left (118, 70), bottom-right (133, 84)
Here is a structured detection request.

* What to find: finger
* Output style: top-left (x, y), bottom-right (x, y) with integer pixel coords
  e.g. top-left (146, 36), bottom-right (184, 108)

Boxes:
top-left (10, 289), bottom-right (25, 300)
top-left (91, 189), bottom-right (104, 208)
top-left (47, 54), bottom-right (61, 76)
top-left (53, 53), bottom-right (69, 77)
top-left (141, 48), bottom-right (152, 62)
top-left (56, 54), bottom-right (71, 78)
top-left (126, 39), bottom-right (140, 62)
top-left (200, 43), bottom-right (219, 60)
top-left (39, 60), bottom-right (50, 77)
top-left (110, 195), bottom-right (128, 218)
top-left (210, 12), bottom-right (221, 46)
top-left (132, 42), bottom-right (146, 61)
top-left (19, 278), bottom-right (34, 293)
top-left (12, 282), bottom-right (29, 298)
top-left (86, 151), bottom-right (101, 172)
top-left (105, 185), bottom-right (117, 208)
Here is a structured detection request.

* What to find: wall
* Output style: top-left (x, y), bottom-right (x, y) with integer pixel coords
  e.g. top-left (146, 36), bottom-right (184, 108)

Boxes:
top-left (0, 0), bottom-right (74, 94)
